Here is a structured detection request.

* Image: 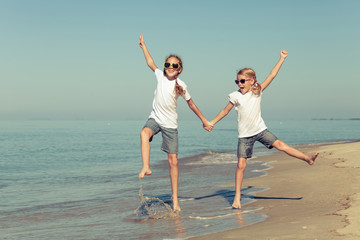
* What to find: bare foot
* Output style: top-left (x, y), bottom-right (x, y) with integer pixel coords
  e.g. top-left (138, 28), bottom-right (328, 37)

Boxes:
top-left (138, 167), bottom-right (152, 179)
top-left (172, 198), bottom-right (181, 212)
top-left (306, 152), bottom-right (319, 165)
top-left (232, 201), bottom-right (242, 209)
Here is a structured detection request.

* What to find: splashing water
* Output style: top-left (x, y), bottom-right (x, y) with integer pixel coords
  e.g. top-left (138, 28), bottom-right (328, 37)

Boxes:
top-left (136, 180), bottom-right (179, 219)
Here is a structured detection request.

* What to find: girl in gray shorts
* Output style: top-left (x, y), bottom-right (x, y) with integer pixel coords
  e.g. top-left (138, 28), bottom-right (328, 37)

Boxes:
top-left (137, 34), bottom-right (212, 212)
top-left (209, 50), bottom-right (319, 209)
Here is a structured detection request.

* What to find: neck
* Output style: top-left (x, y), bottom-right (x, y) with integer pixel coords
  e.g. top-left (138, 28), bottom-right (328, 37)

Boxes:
top-left (167, 75), bottom-right (177, 80)
top-left (240, 89), bottom-right (250, 94)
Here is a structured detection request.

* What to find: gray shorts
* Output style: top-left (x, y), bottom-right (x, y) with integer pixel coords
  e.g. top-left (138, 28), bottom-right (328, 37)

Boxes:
top-left (237, 129), bottom-right (278, 158)
top-left (143, 118), bottom-right (178, 154)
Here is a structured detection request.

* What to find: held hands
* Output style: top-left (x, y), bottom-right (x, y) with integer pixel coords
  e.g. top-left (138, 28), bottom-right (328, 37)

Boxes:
top-left (203, 120), bottom-right (214, 132)
top-left (280, 49), bottom-right (288, 59)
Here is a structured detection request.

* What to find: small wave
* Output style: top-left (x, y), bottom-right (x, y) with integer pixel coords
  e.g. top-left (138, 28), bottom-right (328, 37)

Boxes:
top-left (185, 152), bottom-right (241, 166)
top-left (252, 165), bottom-right (273, 172)
top-left (188, 212), bottom-right (238, 220)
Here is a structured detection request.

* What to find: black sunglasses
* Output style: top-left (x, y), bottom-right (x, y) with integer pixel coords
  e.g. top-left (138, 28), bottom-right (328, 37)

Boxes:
top-left (235, 78), bottom-right (252, 84)
top-left (164, 62), bottom-right (180, 69)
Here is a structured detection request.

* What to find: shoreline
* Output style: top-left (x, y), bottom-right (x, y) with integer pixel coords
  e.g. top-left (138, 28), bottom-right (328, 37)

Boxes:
top-left (189, 140), bottom-right (360, 240)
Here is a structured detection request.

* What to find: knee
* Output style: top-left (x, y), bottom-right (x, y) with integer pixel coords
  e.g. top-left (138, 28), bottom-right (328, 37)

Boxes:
top-left (168, 155), bottom-right (178, 168)
top-left (237, 158), bottom-right (247, 171)
top-left (273, 140), bottom-right (288, 151)
top-left (140, 128), bottom-right (152, 140)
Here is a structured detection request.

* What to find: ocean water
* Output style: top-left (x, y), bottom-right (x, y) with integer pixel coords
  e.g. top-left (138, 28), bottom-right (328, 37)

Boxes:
top-left (0, 119), bottom-right (359, 239)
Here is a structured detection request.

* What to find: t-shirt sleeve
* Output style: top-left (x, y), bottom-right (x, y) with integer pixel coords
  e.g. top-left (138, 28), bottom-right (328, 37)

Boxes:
top-left (181, 83), bottom-right (191, 101)
top-left (228, 92), bottom-right (237, 105)
top-left (154, 68), bottom-right (163, 81)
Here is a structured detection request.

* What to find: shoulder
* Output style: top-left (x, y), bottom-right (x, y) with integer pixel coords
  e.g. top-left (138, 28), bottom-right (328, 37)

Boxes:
top-left (155, 68), bottom-right (163, 76)
top-left (154, 69), bottom-right (167, 82)
top-left (176, 78), bottom-right (188, 90)
top-left (228, 90), bottom-right (240, 103)
top-left (176, 78), bottom-right (188, 88)
top-left (228, 90), bottom-right (241, 97)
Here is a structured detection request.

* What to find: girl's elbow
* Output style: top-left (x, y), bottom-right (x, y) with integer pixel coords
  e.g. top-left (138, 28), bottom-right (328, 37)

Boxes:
top-left (221, 110), bottom-right (229, 117)
top-left (188, 103), bottom-right (195, 110)
top-left (269, 72), bottom-right (278, 78)
top-left (147, 60), bottom-right (156, 67)
top-left (187, 99), bottom-right (194, 106)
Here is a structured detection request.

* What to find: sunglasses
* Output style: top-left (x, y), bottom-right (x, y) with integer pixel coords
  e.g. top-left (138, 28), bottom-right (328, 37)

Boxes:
top-left (164, 62), bottom-right (181, 69)
top-left (235, 78), bottom-right (252, 84)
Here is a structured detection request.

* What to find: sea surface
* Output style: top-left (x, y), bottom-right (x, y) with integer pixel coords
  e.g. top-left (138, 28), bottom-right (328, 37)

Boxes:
top-left (1, 119), bottom-right (359, 239)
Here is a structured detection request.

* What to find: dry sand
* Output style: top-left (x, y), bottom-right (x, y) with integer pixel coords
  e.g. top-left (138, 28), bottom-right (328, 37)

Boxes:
top-left (190, 141), bottom-right (360, 240)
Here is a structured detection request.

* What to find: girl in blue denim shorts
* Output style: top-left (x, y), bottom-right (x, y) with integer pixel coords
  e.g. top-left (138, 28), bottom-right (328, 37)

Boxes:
top-left (210, 50), bottom-right (319, 209)
top-left (137, 34), bottom-right (212, 212)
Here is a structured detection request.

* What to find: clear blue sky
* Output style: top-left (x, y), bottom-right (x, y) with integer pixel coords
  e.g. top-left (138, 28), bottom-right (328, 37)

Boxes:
top-left (1, 0), bottom-right (359, 120)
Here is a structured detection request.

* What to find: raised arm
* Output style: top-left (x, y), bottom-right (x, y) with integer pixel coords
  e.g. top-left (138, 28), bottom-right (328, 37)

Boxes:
top-left (138, 34), bottom-right (157, 72)
top-left (260, 50), bottom-right (288, 91)
top-left (186, 98), bottom-right (213, 131)
top-left (210, 102), bottom-right (234, 126)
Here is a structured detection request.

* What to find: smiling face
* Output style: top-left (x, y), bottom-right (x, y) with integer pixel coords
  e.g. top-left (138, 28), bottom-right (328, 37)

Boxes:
top-left (164, 56), bottom-right (182, 80)
top-left (236, 74), bottom-right (255, 94)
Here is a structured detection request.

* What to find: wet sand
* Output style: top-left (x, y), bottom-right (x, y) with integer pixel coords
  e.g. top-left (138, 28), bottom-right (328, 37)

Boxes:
top-left (190, 141), bottom-right (360, 240)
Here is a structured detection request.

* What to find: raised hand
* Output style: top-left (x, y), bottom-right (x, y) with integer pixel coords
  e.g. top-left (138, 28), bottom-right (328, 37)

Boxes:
top-left (138, 34), bottom-right (145, 48)
top-left (280, 49), bottom-right (288, 59)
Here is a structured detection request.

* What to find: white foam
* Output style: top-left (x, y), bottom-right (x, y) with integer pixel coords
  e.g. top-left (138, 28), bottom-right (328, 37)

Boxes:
top-left (136, 180), bottom-right (179, 219)
top-left (188, 212), bottom-right (238, 220)
top-left (179, 197), bottom-right (196, 202)
top-left (185, 151), bottom-right (257, 166)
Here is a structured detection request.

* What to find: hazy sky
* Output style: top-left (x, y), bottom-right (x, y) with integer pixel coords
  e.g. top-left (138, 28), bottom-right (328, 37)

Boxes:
top-left (1, 0), bottom-right (359, 121)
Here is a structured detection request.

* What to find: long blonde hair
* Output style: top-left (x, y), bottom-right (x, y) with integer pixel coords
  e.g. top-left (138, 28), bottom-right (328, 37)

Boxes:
top-left (163, 54), bottom-right (185, 96)
top-left (237, 68), bottom-right (261, 95)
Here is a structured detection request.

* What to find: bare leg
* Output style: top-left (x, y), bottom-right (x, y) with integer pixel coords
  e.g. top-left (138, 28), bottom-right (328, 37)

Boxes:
top-left (168, 153), bottom-right (181, 212)
top-left (272, 139), bottom-right (319, 165)
top-left (138, 127), bottom-right (153, 179)
top-left (232, 157), bottom-right (247, 209)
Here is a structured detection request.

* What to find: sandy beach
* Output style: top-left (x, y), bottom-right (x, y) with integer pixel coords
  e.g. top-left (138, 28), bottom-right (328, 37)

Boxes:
top-left (190, 140), bottom-right (360, 240)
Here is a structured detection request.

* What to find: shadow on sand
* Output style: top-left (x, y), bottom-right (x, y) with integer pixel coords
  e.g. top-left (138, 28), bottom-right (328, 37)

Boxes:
top-left (180, 186), bottom-right (302, 207)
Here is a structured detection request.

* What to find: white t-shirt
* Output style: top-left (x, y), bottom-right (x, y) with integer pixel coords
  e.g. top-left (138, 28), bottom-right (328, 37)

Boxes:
top-left (148, 69), bottom-right (191, 129)
top-left (228, 90), bottom-right (267, 138)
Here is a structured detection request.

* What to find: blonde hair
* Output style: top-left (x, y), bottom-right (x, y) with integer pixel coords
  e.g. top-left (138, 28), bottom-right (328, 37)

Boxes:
top-left (237, 68), bottom-right (261, 95)
top-left (163, 54), bottom-right (186, 96)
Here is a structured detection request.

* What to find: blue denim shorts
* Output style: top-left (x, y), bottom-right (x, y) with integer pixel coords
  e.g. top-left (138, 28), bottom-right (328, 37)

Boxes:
top-left (143, 118), bottom-right (178, 154)
top-left (237, 129), bottom-right (278, 158)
